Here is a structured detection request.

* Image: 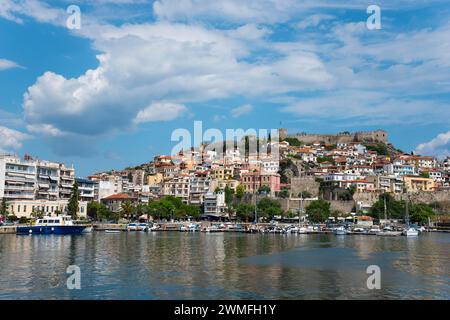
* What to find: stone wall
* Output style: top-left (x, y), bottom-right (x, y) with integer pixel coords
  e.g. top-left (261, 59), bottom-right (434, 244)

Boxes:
top-left (290, 176), bottom-right (320, 197)
top-left (289, 130), bottom-right (388, 145)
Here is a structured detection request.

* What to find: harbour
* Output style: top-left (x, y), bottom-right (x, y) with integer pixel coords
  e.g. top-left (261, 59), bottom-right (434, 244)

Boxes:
top-left (0, 231), bottom-right (448, 300)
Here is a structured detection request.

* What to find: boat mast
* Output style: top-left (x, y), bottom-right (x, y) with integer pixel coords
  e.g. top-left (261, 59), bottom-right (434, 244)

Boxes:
top-left (384, 194), bottom-right (388, 221)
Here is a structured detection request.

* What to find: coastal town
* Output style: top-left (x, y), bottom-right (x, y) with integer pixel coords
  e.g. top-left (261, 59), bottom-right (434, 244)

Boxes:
top-left (0, 129), bottom-right (449, 234)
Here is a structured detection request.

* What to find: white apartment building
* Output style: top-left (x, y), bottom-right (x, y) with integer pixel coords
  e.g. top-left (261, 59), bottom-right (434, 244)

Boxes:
top-left (0, 154), bottom-right (74, 201)
top-left (383, 162), bottom-right (416, 176)
top-left (75, 178), bottom-right (98, 202)
top-left (162, 175), bottom-right (191, 203)
top-left (203, 191), bottom-right (227, 218)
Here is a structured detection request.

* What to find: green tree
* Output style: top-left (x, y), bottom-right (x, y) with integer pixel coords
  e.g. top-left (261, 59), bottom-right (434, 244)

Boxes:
top-left (236, 185), bottom-right (245, 200)
top-left (121, 201), bottom-right (135, 220)
top-left (298, 191), bottom-right (312, 198)
top-left (419, 172), bottom-right (430, 178)
top-left (282, 137), bottom-right (302, 147)
top-left (306, 199), bottom-right (330, 223)
top-left (410, 203), bottom-right (434, 225)
top-left (224, 186), bottom-right (234, 205)
top-left (369, 193), bottom-right (405, 219)
top-left (278, 187), bottom-right (290, 199)
top-left (67, 181), bottom-right (80, 220)
top-left (257, 197), bottom-right (283, 221)
top-left (0, 198), bottom-right (8, 218)
top-left (258, 185), bottom-right (271, 194)
top-left (235, 204), bottom-right (255, 222)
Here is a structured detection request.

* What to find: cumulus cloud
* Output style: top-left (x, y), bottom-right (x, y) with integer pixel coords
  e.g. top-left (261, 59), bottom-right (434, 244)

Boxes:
top-left (415, 131), bottom-right (450, 159)
top-left (0, 126), bottom-right (30, 152)
top-left (134, 102), bottom-right (187, 123)
top-left (22, 22), bottom-right (331, 153)
top-left (230, 104), bottom-right (253, 118)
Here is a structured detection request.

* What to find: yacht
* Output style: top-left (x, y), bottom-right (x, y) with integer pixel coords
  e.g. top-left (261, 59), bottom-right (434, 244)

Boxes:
top-left (16, 216), bottom-right (86, 235)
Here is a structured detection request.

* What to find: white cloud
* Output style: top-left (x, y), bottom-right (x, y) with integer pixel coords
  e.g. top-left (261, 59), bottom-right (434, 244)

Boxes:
top-left (0, 126), bottom-right (30, 152)
top-left (0, 58), bottom-right (21, 70)
top-left (134, 102), bottom-right (187, 124)
top-left (22, 22), bottom-right (331, 143)
top-left (231, 104), bottom-right (253, 118)
top-left (415, 131), bottom-right (450, 159)
top-left (296, 14), bottom-right (334, 29)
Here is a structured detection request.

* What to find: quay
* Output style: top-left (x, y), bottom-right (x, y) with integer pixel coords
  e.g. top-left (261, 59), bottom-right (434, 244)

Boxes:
top-left (0, 226), bottom-right (16, 234)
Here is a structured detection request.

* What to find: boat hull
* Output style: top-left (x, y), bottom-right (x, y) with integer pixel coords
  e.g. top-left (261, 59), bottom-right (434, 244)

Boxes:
top-left (16, 225), bottom-right (86, 235)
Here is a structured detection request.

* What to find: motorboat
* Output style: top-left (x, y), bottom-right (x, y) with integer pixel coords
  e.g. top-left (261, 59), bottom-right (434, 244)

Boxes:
top-left (333, 226), bottom-right (347, 235)
top-left (127, 223), bottom-right (138, 231)
top-left (402, 227), bottom-right (419, 237)
top-left (16, 216), bottom-right (86, 235)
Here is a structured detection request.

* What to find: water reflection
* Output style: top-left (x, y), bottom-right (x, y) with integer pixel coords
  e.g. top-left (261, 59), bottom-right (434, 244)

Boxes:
top-left (0, 232), bottom-right (448, 299)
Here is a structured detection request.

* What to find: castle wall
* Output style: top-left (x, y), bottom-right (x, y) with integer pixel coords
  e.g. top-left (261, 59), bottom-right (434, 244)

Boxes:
top-left (289, 130), bottom-right (388, 145)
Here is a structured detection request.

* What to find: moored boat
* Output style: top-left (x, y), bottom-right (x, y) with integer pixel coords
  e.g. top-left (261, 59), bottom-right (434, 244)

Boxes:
top-left (333, 226), bottom-right (347, 235)
top-left (16, 216), bottom-right (86, 235)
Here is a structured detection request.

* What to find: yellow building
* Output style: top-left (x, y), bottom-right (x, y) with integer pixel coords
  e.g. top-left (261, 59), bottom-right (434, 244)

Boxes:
top-left (211, 167), bottom-right (234, 180)
top-left (146, 173), bottom-right (163, 185)
top-left (6, 199), bottom-right (88, 218)
top-left (403, 175), bottom-right (435, 192)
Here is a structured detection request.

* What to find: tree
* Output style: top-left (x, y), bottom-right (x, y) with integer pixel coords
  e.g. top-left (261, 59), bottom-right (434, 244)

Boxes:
top-left (224, 186), bottom-right (234, 205)
top-left (306, 200), bottom-right (330, 223)
top-left (67, 181), bottom-right (80, 220)
top-left (235, 204), bottom-right (255, 222)
top-left (0, 198), bottom-right (8, 218)
top-left (410, 203), bottom-right (434, 225)
top-left (121, 201), bottom-right (135, 220)
top-left (369, 193), bottom-right (405, 219)
top-left (278, 187), bottom-right (290, 199)
top-left (420, 172), bottom-right (430, 179)
top-left (87, 201), bottom-right (111, 221)
top-left (257, 197), bottom-right (283, 221)
top-left (298, 191), bottom-right (312, 198)
top-left (258, 185), bottom-right (271, 194)
top-left (236, 185), bottom-right (245, 200)
top-left (282, 137), bottom-right (302, 147)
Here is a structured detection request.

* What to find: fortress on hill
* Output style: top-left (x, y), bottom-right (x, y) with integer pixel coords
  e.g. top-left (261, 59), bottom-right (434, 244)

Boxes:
top-left (279, 129), bottom-right (388, 145)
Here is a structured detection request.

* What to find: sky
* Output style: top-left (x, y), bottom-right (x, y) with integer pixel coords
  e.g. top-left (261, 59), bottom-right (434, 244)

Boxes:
top-left (0, 0), bottom-right (449, 177)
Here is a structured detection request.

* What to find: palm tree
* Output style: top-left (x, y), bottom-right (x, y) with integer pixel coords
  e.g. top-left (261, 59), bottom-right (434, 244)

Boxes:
top-left (121, 201), bottom-right (135, 221)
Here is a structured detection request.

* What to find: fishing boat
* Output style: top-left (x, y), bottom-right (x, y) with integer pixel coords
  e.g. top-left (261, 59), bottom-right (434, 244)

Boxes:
top-left (16, 216), bottom-right (86, 235)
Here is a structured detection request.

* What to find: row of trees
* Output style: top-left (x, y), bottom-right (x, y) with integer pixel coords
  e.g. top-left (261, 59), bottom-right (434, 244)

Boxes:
top-left (88, 195), bottom-right (202, 222)
top-left (369, 193), bottom-right (435, 224)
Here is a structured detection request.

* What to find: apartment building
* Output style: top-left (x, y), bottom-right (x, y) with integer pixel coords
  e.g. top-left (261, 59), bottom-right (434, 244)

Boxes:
top-left (6, 199), bottom-right (87, 219)
top-left (383, 163), bottom-right (416, 176)
top-left (404, 175), bottom-right (435, 192)
top-left (203, 191), bottom-right (227, 219)
top-left (75, 178), bottom-right (98, 203)
top-left (0, 154), bottom-right (75, 201)
top-left (162, 175), bottom-right (191, 203)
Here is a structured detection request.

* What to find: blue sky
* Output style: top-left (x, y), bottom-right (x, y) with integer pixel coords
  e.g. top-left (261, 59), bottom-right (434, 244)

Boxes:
top-left (1, 0), bottom-right (449, 177)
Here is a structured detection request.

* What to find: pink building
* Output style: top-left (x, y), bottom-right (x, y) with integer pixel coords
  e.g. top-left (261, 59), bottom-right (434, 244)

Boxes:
top-left (240, 171), bottom-right (281, 193)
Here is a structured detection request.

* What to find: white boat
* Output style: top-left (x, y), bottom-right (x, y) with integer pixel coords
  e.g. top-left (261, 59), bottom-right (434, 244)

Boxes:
top-left (402, 198), bottom-right (419, 237)
top-left (298, 227), bottom-right (308, 234)
top-left (368, 227), bottom-right (381, 235)
top-left (127, 223), bottom-right (138, 231)
top-left (105, 229), bottom-right (121, 234)
top-left (334, 226), bottom-right (347, 235)
top-left (137, 223), bottom-right (148, 231)
top-left (149, 224), bottom-right (160, 232)
top-left (403, 227), bottom-right (419, 236)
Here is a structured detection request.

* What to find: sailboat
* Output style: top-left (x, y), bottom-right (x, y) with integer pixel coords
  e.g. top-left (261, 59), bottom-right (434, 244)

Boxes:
top-left (402, 198), bottom-right (419, 237)
top-left (378, 195), bottom-right (401, 236)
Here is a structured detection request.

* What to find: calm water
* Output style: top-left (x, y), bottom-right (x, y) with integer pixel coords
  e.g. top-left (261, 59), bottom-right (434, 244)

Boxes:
top-left (0, 232), bottom-right (449, 299)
